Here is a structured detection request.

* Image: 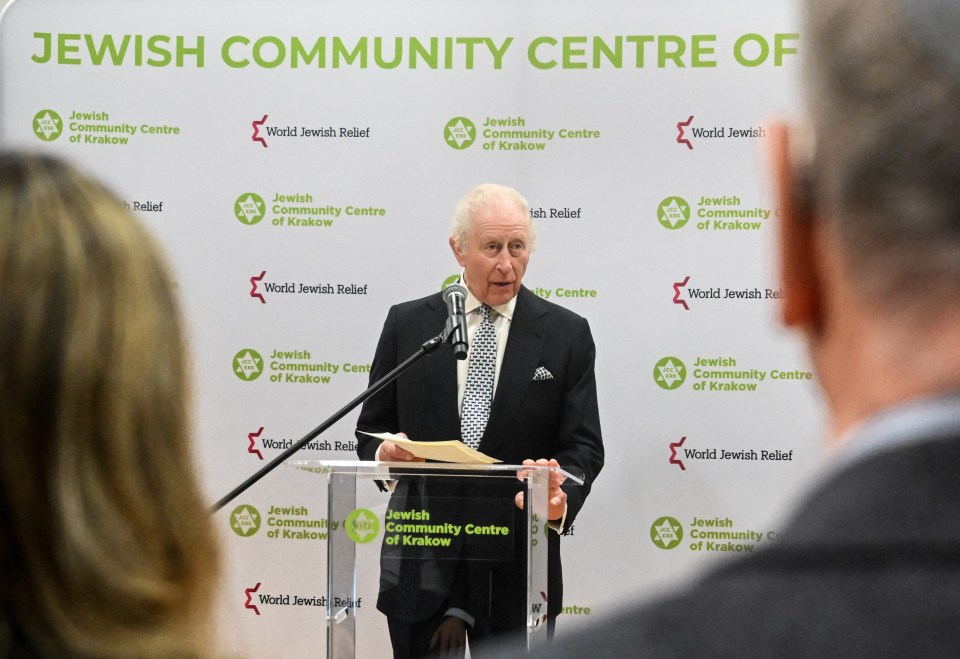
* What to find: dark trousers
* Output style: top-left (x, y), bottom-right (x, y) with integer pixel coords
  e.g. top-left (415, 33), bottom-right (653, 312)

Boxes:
top-left (470, 614), bottom-right (556, 657)
top-left (387, 607), bottom-right (453, 659)
top-left (388, 613), bottom-right (555, 658)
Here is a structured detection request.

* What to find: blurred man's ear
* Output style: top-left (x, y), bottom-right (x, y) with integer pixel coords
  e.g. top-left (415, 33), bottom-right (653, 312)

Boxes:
top-left (770, 122), bottom-right (823, 333)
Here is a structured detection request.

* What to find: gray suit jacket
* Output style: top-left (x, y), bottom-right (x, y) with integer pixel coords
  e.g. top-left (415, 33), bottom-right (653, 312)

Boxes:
top-left (520, 430), bottom-right (960, 658)
top-left (356, 285), bottom-right (604, 628)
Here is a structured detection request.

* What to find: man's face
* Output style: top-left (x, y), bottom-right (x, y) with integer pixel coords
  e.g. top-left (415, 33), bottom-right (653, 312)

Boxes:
top-left (450, 202), bottom-right (531, 307)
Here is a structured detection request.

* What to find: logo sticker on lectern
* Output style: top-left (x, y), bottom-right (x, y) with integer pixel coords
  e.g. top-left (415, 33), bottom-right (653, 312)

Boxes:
top-left (345, 508), bottom-right (380, 543)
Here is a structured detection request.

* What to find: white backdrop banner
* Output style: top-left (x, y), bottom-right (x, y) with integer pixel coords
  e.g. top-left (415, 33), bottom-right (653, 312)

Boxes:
top-left (0, 1), bottom-right (822, 656)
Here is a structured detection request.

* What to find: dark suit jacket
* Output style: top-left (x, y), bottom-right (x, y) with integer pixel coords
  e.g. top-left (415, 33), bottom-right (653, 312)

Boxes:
top-left (356, 285), bottom-right (604, 628)
top-left (520, 431), bottom-right (960, 658)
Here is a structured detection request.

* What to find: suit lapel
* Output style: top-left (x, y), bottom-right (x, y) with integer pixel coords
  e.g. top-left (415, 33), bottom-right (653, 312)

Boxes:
top-left (483, 287), bottom-right (545, 449)
top-left (422, 294), bottom-right (460, 435)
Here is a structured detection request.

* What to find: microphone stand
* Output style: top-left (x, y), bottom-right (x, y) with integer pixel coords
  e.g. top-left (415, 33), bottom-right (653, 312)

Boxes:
top-left (212, 325), bottom-right (456, 513)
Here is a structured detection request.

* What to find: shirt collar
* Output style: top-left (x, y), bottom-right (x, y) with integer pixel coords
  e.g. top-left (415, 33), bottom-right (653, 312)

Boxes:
top-left (796, 391), bottom-right (960, 508)
top-left (838, 390), bottom-right (960, 466)
top-left (460, 273), bottom-right (517, 321)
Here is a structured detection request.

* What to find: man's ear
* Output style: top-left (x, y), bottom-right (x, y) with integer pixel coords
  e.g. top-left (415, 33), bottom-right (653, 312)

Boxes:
top-left (449, 235), bottom-right (467, 267)
top-left (770, 122), bottom-right (823, 332)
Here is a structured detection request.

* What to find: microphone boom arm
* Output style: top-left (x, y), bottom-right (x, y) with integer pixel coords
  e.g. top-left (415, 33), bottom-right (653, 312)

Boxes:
top-left (211, 330), bottom-right (452, 513)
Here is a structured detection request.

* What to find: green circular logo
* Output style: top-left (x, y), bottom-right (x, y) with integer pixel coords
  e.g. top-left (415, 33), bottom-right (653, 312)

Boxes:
top-left (650, 516), bottom-right (683, 549)
top-left (345, 508), bottom-right (380, 544)
top-left (235, 193), bottom-right (266, 225)
top-left (444, 116), bottom-right (476, 150)
top-left (33, 109), bottom-right (63, 142)
top-left (230, 504), bottom-right (262, 537)
top-left (233, 349), bottom-right (264, 381)
top-left (657, 196), bottom-right (691, 230)
top-left (654, 356), bottom-right (687, 390)
top-left (440, 274), bottom-right (460, 291)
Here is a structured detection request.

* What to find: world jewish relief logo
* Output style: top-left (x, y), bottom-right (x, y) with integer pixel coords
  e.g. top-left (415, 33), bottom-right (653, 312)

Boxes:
top-left (669, 436), bottom-right (687, 470)
top-left (235, 193), bottom-right (266, 225)
top-left (248, 427), bottom-right (265, 460)
top-left (231, 505), bottom-right (262, 537)
top-left (650, 516), bottom-right (683, 549)
top-left (245, 582), bottom-right (261, 615)
top-left (233, 349), bottom-right (264, 381)
top-left (673, 276), bottom-right (690, 310)
top-left (250, 271), bottom-right (266, 304)
top-left (33, 109), bottom-right (63, 142)
top-left (654, 356), bottom-right (687, 390)
top-left (252, 114), bottom-right (269, 147)
top-left (657, 196), bottom-right (691, 230)
top-left (676, 116), bottom-right (695, 150)
top-left (445, 116), bottom-right (476, 150)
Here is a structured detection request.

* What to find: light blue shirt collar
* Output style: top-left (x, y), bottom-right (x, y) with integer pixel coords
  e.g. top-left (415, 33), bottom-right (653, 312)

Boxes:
top-left (840, 391), bottom-right (960, 467)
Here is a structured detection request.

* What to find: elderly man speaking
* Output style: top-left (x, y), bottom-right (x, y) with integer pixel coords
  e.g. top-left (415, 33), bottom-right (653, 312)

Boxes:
top-left (356, 183), bottom-right (604, 658)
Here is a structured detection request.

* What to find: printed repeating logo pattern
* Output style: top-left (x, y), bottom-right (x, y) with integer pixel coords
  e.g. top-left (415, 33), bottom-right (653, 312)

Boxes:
top-left (445, 116), bottom-right (476, 149)
top-left (33, 109), bottom-right (63, 141)
top-left (650, 516), bottom-right (683, 549)
top-left (233, 349), bottom-right (264, 381)
top-left (231, 505), bottom-right (262, 537)
top-left (654, 356), bottom-right (687, 390)
top-left (657, 196), bottom-right (691, 229)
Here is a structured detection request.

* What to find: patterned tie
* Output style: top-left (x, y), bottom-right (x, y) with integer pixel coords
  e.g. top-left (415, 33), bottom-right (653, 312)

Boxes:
top-left (461, 304), bottom-right (496, 449)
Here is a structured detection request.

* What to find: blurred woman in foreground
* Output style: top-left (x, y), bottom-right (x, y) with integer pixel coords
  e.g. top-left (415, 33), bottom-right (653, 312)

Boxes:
top-left (0, 152), bottom-right (220, 658)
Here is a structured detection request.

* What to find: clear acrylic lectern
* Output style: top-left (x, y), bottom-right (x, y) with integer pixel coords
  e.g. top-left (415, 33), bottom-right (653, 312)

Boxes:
top-left (289, 459), bottom-right (582, 658)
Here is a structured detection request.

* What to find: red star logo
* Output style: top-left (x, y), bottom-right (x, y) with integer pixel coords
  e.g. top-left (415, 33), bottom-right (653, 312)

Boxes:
top-left (677, 116), bottom-right (694, 150)
top-left (252, 115), bottom-right (268, 147)
top-left (669, 436), bottom-right (687, 471)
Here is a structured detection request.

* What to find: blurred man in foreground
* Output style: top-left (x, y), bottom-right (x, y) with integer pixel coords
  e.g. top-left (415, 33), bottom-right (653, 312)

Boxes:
top-left (513, 0), bottom-right (960, 656)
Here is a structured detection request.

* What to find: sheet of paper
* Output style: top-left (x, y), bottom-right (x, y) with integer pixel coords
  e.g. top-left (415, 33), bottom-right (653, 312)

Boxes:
top-left (360, 431), bottom-right (502, 464)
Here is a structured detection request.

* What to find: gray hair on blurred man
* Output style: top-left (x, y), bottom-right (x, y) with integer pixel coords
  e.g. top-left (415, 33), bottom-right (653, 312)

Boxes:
top-left (509, 0), bottom-right (960, 656)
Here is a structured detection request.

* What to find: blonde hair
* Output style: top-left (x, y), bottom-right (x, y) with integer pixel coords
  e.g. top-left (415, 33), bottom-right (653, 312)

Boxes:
top-left (0, 152), bottom-right (219, 658)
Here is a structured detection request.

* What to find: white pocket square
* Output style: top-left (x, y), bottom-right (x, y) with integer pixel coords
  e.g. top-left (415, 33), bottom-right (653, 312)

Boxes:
top-left (533, 366), bottom-right (553, 381)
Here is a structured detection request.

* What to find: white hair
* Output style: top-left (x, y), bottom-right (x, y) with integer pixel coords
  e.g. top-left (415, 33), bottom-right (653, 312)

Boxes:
top-left (450, 183), bottom-right (536, 252)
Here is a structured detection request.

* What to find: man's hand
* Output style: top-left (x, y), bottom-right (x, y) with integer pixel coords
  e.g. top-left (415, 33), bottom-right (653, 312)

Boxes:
top-left (377, 432), bottom-right (425, 462)
top-left (429, 616), bottom-right (466, 657)
top-left (514, 458), bottom-right (567, 521)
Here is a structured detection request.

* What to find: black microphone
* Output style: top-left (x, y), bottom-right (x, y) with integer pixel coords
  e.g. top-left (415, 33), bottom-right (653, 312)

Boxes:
top-left (442, 282), bottom-right (468, 360)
